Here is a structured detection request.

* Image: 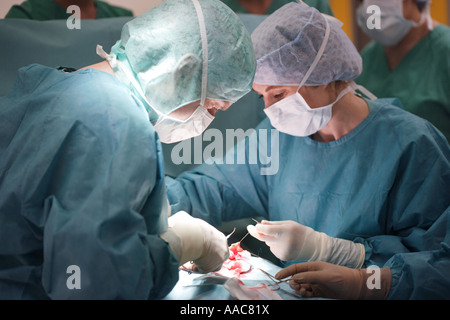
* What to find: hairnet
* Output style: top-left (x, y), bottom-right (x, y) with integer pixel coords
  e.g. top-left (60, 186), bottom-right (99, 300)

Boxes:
top-left (109, 0), bottom-right (256, 119)
top-left (251, 1), bottom-right (362, 86)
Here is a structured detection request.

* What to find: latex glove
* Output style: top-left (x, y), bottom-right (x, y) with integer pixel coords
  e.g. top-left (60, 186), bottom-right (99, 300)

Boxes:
top-left (161, 211), bottom-right (229, 273)
top-left (247, 220), bottom-right (365, 268)
top-left (275, 261), bottom-right (392, 300)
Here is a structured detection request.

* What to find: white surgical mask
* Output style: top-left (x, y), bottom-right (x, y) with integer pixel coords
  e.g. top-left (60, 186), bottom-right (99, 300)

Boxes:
top-left (265, 85), bottom-right (353, 137)
top-left (154, 105), bottom-right (214, 144)
top-left (357, 0), bottom-right (431, 47)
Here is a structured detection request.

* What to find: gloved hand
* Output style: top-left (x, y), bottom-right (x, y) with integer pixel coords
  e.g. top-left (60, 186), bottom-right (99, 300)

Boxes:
top-left (247, 220), bottom-right (365, 268)
top-left (161, 211), bottom-right (229, 273)
top-left (275, 261), bottom-right (392, 300)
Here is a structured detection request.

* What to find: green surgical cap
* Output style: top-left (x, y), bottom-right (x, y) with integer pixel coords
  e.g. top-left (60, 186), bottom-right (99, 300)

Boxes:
top-left (110, 0), bottom-right (256, 120)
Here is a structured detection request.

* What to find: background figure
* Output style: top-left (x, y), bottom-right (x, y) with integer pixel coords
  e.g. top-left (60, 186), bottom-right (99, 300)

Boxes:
top-left (356, 0), bottom-right (450, 142)
top-left (5, 0), bottom-right (133, 20)
top-left (220, 0), bottom-right (333, 15)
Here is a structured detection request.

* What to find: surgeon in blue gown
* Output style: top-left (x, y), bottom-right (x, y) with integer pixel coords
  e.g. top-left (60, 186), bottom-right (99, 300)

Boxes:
top-left (0, 0), bottom-right (256, 299)
top-left (166, 2), bottom-right (450, 299)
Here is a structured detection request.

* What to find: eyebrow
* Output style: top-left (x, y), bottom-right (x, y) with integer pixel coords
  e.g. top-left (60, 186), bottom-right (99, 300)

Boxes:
top-left (252, 86), bottom-right (282, 95)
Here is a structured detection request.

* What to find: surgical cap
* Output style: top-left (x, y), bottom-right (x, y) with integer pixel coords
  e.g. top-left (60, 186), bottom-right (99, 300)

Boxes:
top-left (110, 0), bottom-right (256, 119)
top-left (252, 1), bottom-right (362, 86)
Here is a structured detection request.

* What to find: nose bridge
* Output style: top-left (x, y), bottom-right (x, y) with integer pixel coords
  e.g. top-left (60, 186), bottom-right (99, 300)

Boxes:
top-left (209, 101), bottom-right (233, 113)
top-left (263, 95), bottom-right (276, 110)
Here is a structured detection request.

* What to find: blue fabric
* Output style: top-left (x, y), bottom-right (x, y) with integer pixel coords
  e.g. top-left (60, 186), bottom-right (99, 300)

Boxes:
top-left (0, 64), bottom-right (179, 299)
top-left (166, 98), bottom-right (450, 299)
top-left (0, 17), bottom-right (132, 97)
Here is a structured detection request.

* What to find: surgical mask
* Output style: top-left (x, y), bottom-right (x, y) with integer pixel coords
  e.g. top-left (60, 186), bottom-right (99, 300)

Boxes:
top-left (154, 105), bottom-right (214, 144)
top-left (264, 14), bottom-right (334, 137)
top-left (357, 0), bottom-right (431, 47)
top-left (265, 85), bottom-right (353, 137)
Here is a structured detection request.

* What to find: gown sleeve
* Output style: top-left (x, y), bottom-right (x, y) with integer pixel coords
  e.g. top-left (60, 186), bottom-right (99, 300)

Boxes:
top-left (166, 120), bottom-right (274, 226)
top-left (385, 206), bottom-right (450, 299)
top-left (356, 121), bottom-right (450, 299)
top-left (35, 72), bottom-right (179, 299)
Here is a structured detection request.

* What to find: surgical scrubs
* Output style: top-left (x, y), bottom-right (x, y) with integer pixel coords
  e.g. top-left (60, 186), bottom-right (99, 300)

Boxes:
top-left (5, 0), bottom-right (133, 20)
top-left (220, 0), bottom-right (333, 15)
top-left (356, 24), bottom-right (450, 142)
top-left (166, 98), bottom-right (450, 299)
top-left (0, 64), bottom-right (179, 299)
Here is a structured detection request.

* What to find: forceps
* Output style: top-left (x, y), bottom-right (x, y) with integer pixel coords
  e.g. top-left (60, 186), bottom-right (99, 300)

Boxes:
top-left (256, 268), bottom-right (290, 290)
top-left (255, 268), bottom-right (303, 298)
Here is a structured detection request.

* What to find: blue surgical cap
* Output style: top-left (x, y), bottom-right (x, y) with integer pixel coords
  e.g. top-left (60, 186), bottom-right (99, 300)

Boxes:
top-left (251, 1), bottom-right (362, 86)
top-left (108, 0), bottom-right (256, 120)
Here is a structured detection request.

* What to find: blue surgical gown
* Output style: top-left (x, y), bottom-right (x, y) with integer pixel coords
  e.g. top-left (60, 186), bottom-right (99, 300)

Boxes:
top-left (0, 64), bottom-right (179, 299)
top-left (166, 98), bottom-right (450, 299)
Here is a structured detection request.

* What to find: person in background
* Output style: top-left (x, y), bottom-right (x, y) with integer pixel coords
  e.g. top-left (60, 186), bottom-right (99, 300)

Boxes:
top-left (220, 0), bottom-right (333, 15)
top-left (166, 2), bottom-right (450, 299)
top-left (5, 0), bottom-right (133, 20)
top-left (356, 0), bottom-right (450, 142)
top-left (0, 0), bottom-right (256, 299)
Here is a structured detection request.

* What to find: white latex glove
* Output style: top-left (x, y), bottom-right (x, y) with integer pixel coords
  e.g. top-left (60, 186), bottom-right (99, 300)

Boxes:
top-left (161, 211), bottom-right (229, 273)
top-left (247, 220), bottom-right (365, 268)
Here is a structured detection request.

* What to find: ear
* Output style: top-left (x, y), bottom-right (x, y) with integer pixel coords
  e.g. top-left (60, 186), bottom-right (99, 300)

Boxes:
top-left (174, 53), bottom-right (202, 85)
top-left (300, 84), bottom-right (332, 108)
top-left (402, 0), bottom-right (422, 21)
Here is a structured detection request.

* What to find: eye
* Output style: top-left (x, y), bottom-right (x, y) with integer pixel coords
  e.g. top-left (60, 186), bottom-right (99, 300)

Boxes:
top-left (274, 92), bottom-right (285, 100)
